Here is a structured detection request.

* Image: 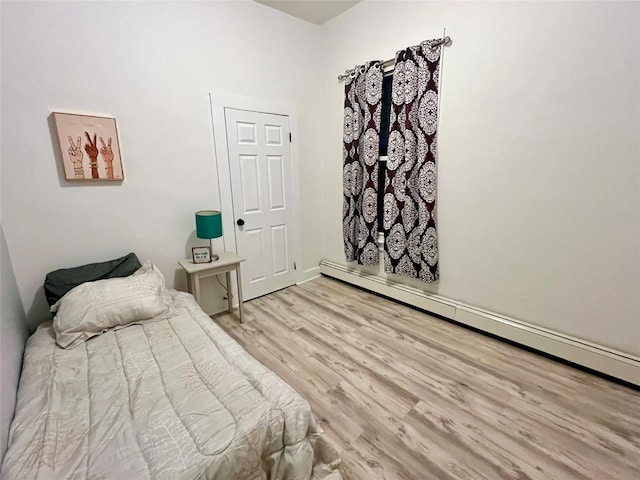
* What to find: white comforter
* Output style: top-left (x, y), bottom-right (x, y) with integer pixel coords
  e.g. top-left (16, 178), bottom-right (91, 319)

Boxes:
top-left (1, 291), bottom-right (341, 480)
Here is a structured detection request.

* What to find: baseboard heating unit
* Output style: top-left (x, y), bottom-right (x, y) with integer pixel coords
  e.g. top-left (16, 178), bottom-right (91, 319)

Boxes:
top-left (319, 260), bottom-right (640, 387)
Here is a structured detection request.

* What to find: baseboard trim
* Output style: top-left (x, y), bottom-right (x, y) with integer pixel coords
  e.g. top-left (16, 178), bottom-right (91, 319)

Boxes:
top-left (319, 260), bottom-right (640, 386)
top-left (297, 266), bottom-right (320, 285)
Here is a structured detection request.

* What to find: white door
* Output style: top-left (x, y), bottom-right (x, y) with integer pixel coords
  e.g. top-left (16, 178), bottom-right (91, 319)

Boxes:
top-left (225, 108), bottom-right (296, 300)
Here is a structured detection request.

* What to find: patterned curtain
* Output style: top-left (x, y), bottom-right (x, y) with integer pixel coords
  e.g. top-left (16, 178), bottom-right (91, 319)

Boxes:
top-left (383, 40), bottom-right (442, 282)
top-left (343, 61), bottom-right (383, 265)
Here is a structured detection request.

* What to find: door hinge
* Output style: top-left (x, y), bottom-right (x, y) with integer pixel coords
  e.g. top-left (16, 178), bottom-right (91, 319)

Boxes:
top-left (293, 261), bottom-right (297, 270)
top-left (289, 132), bottom-right (292, 143)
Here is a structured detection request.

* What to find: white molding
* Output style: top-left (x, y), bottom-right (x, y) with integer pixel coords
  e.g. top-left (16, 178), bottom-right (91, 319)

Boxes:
top-left (297, 266), bottom-right (321, 285)
top-left (209, 92), bottom-right (303, 285)
top-left (319, 260), bottom-right (640, 386)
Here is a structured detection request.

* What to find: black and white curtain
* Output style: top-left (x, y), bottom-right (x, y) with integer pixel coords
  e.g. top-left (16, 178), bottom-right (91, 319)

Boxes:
top-left (383, 40), bottom-right (442, 282)
top-left (343, 61), bottom-right (383, 265)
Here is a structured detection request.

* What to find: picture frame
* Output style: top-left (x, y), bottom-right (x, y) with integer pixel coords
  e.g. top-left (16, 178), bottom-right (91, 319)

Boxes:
top-left (53, 112), bottom-right (124, 181)
top-left (192, 246), bottom-right (212, 264)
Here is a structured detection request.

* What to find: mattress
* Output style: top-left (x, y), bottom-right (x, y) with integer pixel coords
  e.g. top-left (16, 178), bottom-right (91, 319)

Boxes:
top-left (0, 291), bottom-right (341, 480)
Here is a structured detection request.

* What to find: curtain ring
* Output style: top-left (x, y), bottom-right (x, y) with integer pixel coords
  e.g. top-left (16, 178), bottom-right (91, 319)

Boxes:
top-left (374, 61), bottom-right (381, 69)
top-left (360, 66), bottom-right (365, 74)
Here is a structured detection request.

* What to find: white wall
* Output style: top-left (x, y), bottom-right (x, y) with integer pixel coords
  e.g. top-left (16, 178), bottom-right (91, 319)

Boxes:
top-left (319, 1), bottom-right (640, 356)
top-left (1, 1), bottom-right (324, 329)
top-left (3, 0), bottom-right (639, 357)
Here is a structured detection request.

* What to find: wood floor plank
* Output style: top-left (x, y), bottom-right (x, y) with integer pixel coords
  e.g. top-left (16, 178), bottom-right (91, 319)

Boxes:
top-left (309, 277), bottom-right (640, 440)
top-left (339, 446), bottom-right (388, 480)
top-left (411, 399), bottom-right (596, 480)
top-left (345, 433), bottom-right (442, 480)
top-left (216, 312), bottom-right (363, 451)
top-left (312, 277), bottom-right (640, 417)
top-left (300, 329), bottom-right (419, 418)
top-left (252, 293), bottom-right (304, 331)
top-left (391, 409), bottom-right (505, 480)
top-left (213, 276), bottom-right (640, 480)
top-left (279, 287), bottom-right (371, 331)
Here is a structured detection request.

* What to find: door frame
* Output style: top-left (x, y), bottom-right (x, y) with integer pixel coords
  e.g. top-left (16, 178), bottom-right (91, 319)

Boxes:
top-left (209, 92), bottom-right (303, 285)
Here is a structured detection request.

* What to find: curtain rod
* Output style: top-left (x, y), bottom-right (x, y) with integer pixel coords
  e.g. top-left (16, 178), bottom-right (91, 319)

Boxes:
top-left (337, 36), bottom-right (452, 82)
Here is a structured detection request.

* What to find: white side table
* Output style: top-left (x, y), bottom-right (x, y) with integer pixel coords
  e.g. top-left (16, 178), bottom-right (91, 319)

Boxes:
top-left (178, 252), bottom-right (246, 323)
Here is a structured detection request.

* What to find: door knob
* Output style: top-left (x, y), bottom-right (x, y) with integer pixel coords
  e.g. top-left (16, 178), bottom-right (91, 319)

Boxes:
top-left (236, 218), bottom-right (245, 226)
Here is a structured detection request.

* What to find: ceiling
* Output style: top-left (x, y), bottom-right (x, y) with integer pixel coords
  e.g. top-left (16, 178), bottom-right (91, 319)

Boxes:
top-left (255, 1), bottom-right (361, 25)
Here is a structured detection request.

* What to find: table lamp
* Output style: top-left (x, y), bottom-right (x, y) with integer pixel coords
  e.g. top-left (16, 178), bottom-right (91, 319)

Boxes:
top-left (195, 210), bottom-right (222, 261)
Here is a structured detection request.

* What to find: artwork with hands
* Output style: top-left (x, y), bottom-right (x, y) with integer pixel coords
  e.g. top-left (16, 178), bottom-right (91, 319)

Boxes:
top-left (54, 112), bottom-right (124, 181)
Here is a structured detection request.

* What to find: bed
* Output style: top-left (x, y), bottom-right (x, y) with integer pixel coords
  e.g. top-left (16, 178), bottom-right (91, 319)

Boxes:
top-left (0, 257), bottom-right (341, 480)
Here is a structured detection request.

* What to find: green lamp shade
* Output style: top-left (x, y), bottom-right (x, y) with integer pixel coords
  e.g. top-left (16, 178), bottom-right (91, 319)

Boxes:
top-left (195, 210), bottom-right (222, 239)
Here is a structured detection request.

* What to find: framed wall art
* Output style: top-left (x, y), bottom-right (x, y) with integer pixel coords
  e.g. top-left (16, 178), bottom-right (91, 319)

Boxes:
top-left (53, 112), bottom-right (124, 181)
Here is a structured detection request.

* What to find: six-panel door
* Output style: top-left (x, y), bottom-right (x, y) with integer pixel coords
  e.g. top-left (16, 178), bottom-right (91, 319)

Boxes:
top-left (225, 108), bottom-right (296, 300)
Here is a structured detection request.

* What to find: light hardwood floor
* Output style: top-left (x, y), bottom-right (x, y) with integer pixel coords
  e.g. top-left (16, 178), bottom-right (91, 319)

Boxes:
top-left (214, 276), bottom-right (640, 480)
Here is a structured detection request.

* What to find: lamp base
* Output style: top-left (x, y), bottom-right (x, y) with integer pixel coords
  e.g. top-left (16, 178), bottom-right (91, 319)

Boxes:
top-left (210, 239), bottom-right (220, 262)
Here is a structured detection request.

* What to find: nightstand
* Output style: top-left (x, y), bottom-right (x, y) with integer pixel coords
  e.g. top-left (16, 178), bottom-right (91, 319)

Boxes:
top-left (178, 252), bottom-right (246, 323)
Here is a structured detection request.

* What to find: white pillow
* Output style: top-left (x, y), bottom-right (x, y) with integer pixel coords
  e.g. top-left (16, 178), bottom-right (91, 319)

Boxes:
top-left (51, 262), bottom-right (172, 349)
